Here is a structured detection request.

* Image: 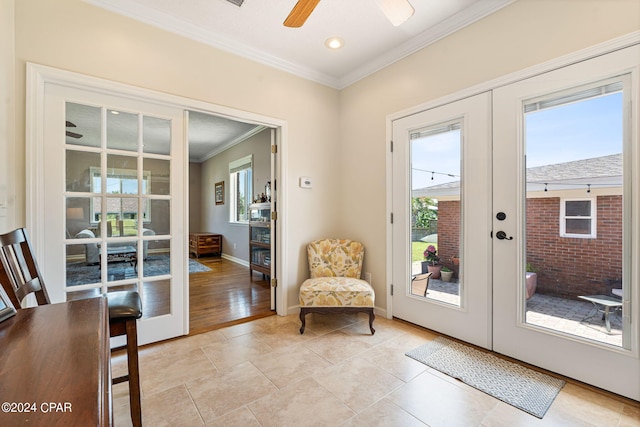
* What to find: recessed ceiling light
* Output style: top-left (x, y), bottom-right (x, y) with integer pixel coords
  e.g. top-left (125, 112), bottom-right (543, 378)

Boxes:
top-left (324, 37), bottom-right (345, 50)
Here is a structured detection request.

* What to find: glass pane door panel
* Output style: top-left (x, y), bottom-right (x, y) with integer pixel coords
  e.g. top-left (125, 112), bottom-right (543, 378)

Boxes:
top-left (66, 197), bottom-right (91, 238)
top-left (106, 154), bottom-right (139, 194)
top-left (524, 81), bottom-right (625, 348)
top-left (65, 243), bottom-right (100, 287)
top-left (141, 280), bottom-right (171, 318)
top-left (107, 109), bottom-right (138, 151)
top-left (147, 199), bottom-right (170, 235)
top-left (65, 101), bottom-right (178, 320)
top-left (66, 150), bottom-right (100, 192)
top-left (144, 158), bottom-right (171, 195)
top-left (143, 116), bottom-right (171, 155)
top-left (65, 103), bottom-right (101, 148)
top-left (410, 121), bottom-right (462, 306)
top-left (144, 251), bottom-right (171, 278)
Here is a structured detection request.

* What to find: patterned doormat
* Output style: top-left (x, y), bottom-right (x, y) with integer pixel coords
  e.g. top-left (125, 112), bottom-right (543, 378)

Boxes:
top-left (405, 337), bottom-right (565, 418)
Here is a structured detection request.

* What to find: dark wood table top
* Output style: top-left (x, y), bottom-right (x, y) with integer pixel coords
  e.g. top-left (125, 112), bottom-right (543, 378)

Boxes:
top-left (0, 297), bottom-right (111, 426)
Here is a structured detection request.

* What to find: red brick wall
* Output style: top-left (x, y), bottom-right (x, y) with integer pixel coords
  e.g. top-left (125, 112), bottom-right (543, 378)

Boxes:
top-left (526, 196), bottom-right (622, 298)
top-left (437, 196), bottom-right (622, 298)
top-left (437, 201), bottom-right (460, 276)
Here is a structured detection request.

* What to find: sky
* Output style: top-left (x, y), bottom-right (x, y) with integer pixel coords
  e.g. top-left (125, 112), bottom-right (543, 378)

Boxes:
top-left (411, 91), bottom-right (623, 190)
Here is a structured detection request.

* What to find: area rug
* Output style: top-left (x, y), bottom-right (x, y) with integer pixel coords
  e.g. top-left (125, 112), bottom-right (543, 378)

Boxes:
top-left (405, 337), bottom-right (565, 418)
top-left (66, 254), bottom-right (211, 286)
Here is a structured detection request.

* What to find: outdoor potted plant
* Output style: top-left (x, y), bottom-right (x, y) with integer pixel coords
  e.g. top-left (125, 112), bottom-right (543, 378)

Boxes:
top-left (525, 262), bottom-right (538, 299)
top-left (440, 266), bottom-right (453, 282)
top-left (423, 245), bottom-right (441, 279)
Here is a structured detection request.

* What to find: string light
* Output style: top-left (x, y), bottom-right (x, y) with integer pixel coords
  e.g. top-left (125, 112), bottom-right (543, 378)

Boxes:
top-left (413, 168), bottom-right (616, 195)
top-left (412, 167), bottom-right (460, 179)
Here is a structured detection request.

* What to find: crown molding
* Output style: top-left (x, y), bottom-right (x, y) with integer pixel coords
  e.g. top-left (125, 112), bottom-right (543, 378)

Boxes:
top-left (87, 0), bottom-right (514, 90)
top-left (194, 125), bottom-right (267, 163)
top-left (338, 0), bottom-right (516, 88)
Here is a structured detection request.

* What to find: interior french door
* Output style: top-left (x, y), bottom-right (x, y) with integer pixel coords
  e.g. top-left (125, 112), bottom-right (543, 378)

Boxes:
top-left (37, 83), bottom-right (187, 345)
top-left (392, 45), bottom-right (639, 399)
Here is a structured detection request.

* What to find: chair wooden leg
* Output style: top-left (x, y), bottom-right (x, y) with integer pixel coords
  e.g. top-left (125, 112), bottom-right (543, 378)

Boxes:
top-left (299, 308), bottom-right (307, 334)
top-left (367, 308), bottom-right (376, 335)
top-left (125, 318), bottom-right (142, 427)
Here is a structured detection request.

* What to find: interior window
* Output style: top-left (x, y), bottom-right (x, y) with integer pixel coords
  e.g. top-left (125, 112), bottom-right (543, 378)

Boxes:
top-left (229, 155), bottom-right (253, 223)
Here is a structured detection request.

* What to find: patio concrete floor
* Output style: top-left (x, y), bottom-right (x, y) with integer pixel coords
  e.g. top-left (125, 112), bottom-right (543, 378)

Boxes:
top-left (422, 277), bottom-right (623, 348)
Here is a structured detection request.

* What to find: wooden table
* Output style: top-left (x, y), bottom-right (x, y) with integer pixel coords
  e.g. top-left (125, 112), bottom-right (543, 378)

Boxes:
top-left (0, 298), bottom-right (111, 426)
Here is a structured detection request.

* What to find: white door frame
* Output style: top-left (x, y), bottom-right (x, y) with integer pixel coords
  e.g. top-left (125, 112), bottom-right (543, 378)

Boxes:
top-left (25, 63), bottom-right (289, 329)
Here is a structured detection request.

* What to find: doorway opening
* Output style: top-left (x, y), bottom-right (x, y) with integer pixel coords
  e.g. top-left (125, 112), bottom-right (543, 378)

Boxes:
top-left (186, 110), bottom-right (276, 334)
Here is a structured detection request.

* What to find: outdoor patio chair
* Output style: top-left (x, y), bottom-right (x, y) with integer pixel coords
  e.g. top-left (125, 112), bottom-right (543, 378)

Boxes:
top-left (0, 228), bottom-right (143, 427)
top-left (298, 239), bottom-right (375, 334)
top-left (411, 272), bottom-right (432, 297)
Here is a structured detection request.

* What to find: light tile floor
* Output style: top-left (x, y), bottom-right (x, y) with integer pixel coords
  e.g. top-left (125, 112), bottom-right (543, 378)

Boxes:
top-left (112, 313), bottom-right (640, 426)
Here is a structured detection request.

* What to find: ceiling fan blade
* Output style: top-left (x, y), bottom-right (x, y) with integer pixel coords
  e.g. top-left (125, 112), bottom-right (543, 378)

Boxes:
top-left (66, 130), bottom-right (83, 139)
top-left (66, 121), bottom-right (77, 128)
top-left (284, 0), bottom-right (320, 28)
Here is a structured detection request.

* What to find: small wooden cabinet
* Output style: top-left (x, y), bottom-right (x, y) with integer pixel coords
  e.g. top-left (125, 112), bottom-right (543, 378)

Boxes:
top-left (249, 203), bottom-right (271, 278)
top-left (189, 232), bottom-right (222, 258)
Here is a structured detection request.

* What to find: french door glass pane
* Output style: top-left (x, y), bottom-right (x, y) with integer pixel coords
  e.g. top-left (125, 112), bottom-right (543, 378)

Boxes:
top-left (524, 81), bottom-right (624, 348)
top-left (65, 103), bottom-right (100, 148)
top-left (107, 109), bottom-right (138, 151)
top-left (143, 158), bottom-right (171, 196)
top-left (64, 101), bottom-right (174, 321)
top-left (143, 116), bottom-right (171, 155)
top-left (410, 121), bottom-right (462, 306)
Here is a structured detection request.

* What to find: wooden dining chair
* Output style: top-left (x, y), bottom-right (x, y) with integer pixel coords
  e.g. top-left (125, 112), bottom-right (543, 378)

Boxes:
top-left (0, 228), bottom-right (143, 427)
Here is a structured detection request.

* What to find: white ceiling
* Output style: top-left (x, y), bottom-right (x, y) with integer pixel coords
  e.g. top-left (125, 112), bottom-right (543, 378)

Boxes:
top-left (83, 0), bottom-right (515, 160)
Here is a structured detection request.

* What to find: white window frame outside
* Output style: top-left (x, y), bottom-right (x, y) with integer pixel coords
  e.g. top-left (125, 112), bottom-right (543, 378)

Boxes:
top-left (560, 197), bottom-right (596, 238)
top-left (229, 154), bottom-right (253, 224)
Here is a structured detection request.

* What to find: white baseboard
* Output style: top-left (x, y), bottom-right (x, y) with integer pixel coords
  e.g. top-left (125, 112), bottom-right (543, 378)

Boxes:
top-left (221, 253), bottom-right (249, 267)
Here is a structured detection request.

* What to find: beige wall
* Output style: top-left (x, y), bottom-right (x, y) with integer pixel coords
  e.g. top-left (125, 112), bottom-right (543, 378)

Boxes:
top-left (1, 0), bottom-right (15, 233)
top-left (338, 0), bottom-right (640, 310)
top-left (11, 0), bottom-right (341, 311)
top-left (5, 0), bottom-right (640, 313)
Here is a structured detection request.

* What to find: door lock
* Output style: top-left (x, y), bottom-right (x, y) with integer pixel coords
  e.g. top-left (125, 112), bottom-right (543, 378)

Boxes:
top-left (495, 231), bottom-right (513, 240)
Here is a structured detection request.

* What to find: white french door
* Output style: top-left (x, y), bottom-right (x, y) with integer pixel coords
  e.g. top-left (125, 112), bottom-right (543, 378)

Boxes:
top-left (392, 45), bottom-right (639, 399)
top-left (35, 82), bottom-right (187, 345)
top-left (392, 92), bottom-right (493, 349)
top-left (492, 45), bottom-right (639, 400)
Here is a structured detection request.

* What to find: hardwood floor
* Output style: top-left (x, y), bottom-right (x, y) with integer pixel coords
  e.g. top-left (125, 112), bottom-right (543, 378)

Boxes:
top-left (189, 257), bottom-right (274, 335)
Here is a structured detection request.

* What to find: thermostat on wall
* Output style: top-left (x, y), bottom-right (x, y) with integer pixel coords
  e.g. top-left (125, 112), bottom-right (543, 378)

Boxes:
top-left (299, 177), bottom-right (312, 188)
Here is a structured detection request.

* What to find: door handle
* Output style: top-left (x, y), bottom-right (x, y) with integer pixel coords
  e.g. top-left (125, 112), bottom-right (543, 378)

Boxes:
top-left (495, 231), bottom-right (513, 240)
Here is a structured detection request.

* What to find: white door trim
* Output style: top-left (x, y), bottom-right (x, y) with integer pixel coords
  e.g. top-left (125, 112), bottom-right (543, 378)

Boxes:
top-left (25, 62), bottom-right (289, 319)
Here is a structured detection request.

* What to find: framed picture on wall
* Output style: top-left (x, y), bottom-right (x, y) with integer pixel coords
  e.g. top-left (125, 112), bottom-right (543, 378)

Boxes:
top-left (0, 286), bottom-right (17, 324)
top-left (215, 181), bottom-right (224, 205)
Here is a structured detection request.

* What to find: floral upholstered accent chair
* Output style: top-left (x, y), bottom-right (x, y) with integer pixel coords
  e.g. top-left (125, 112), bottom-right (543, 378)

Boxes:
top-left (298, 239), bottom-right (375, 334)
